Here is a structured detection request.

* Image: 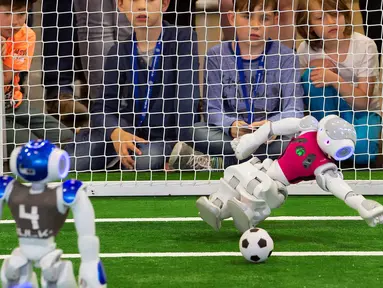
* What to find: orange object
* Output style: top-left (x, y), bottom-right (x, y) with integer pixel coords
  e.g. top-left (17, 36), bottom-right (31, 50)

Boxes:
top-left (3, 24), bottom-right (36, 108)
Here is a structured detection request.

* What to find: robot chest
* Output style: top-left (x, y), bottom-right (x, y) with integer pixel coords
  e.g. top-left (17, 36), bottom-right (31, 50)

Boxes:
top-left (8, 192), bottom-right (68, 239)
top-left (279, 141), bottom-right (326, 181)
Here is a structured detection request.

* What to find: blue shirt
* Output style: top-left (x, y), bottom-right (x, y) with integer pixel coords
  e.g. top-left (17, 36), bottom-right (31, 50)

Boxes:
top-left (91, 22), bottom-right (200, 142)
top-left (204, 41), bottom-right (305, 135)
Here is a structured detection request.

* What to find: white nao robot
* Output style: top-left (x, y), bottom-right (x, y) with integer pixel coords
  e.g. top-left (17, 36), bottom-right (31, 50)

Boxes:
top-left (0, 139), bottom-right (107, 288)
top-left (196, 115), bottom-right (383, 232)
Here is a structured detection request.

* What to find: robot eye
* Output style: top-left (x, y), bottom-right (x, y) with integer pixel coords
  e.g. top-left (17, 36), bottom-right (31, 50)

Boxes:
top-left (335, 146), bottom-right (353, 161)
top-left (19, 166), bottom-right (36, 176)
top-left (325, 140), bottom-right (330, 145)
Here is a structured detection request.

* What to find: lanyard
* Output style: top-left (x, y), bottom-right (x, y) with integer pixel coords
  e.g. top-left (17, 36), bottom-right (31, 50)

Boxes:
top-left (133, 32), bottom-right (162, 127)
top-left (235, 41), bottom-right (269, 124)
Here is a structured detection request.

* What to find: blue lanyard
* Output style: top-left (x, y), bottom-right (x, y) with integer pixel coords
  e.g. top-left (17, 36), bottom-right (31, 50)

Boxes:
top-left (133, 32), bottom-right (162, 127)
top-left (235, 41), bottom-right (269, 124)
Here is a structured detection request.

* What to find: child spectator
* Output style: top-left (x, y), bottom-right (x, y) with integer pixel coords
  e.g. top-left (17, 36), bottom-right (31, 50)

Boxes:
top-left (296, 0), bottom-right (381, 165)
top-left (1, 0), bottom-right (73, 157)
top-left (67, 0), bottom-right (200, 171)
top-left (169, 0), bottom-right (304, 170)
top-left (220, 0), bottom-right (298, 49)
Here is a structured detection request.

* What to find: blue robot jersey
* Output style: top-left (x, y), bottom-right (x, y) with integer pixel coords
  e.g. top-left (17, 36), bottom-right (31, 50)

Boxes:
top-left (7, 182), bottom-right (68, 239)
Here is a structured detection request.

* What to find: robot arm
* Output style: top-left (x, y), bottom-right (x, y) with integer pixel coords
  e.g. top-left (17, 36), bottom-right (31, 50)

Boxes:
top-left (231, 116), bottom-right (318, 160)
top-left (59, 180), bottom-right (107, 287)
top-left (315, 164), bottom-right (383, 227)
top-left (315, 163), bottom-right (353, 202)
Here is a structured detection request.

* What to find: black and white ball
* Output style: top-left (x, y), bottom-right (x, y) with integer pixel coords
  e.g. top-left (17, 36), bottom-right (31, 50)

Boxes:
top-left (239, 228), bottom-right (274, 263)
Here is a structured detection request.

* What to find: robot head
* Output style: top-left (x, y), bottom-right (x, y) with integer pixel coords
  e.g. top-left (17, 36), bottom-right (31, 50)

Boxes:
top-left (317, 115), bottom-right (357, 161)
top-left (9, 139), bottom-right (70, 183)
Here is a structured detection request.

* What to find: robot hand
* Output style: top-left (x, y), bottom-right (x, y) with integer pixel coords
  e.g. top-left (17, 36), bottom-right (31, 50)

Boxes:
top-left (356, 199), bottom-right (383, 227)
top-left (79, 259), bottom-right (107, 288)
top-left (231, 133), bottom-right (260, 160)
top-left (231, 121), bottom-right (274, 160)
top-left (317, 167), bottom-right (383, 228)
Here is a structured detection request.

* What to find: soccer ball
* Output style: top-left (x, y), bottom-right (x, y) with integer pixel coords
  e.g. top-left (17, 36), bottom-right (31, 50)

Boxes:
top-left (239, 228), bottom-right (274, 263)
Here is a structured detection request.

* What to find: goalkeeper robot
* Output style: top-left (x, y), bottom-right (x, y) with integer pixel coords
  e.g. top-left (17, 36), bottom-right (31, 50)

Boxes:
top-left (0, 139), bottom-right (107, 288)
top-left (197, 115), bottom-right (383, 232)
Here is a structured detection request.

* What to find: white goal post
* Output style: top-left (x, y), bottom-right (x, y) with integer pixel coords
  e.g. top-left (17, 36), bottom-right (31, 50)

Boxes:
top-left (1, 0), bottom-right (383, 197)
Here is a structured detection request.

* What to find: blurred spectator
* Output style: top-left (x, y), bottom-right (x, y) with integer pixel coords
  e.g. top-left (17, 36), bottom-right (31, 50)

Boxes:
top-left (2, 0), bottom-right (73, 156)
top-left (74, 0), bottom-right (196, 106)
top-left (220, 0), bottom-right (297, 49)
top-left (297, 0), bottom-right (381, 165)
top-left (170, 0), bottom-right (304, 170)
top-left (66, 0), bottom-right (200, 171)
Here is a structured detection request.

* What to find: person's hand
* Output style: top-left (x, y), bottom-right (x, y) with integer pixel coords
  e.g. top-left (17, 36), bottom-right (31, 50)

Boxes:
top-left (230, 120), bottom-right (250, 138)
top-left (1, 36), bottom-right (6, 56)
top-left (309, 58), bottom-right (336, 70)
top-left (249, 120), bottom-right (276, 144)
top-left (266, 134), bottom-right (278, 144)
top-left (310, 67), bottom-right (340, 88)
top-left (248, 120), bottom-right (268, 130)
top-left (110, 128), bottom-right (148, 170)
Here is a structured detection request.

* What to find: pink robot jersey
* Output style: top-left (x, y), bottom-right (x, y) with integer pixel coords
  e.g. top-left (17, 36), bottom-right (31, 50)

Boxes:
top-left (277, 131), bottom-right (334, 184)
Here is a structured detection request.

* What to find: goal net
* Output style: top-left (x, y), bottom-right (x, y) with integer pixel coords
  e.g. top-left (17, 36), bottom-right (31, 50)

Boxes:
top-left (1, 0), bottom-right (382, 196)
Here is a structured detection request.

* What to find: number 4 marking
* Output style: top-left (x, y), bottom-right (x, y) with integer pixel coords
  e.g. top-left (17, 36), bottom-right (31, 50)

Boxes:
top-left (19, 205), bottom-right (39, 230)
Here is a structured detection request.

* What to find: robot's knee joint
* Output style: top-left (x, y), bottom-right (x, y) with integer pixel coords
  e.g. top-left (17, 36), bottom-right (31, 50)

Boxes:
top-left (39, 249), bottom-right (63, 282)
top-left (42, 262), bottom-right (62, 282)
top-left (4, 250), bottom-right (29, 281)
top-left (3, 258), bottom-right (20, 281)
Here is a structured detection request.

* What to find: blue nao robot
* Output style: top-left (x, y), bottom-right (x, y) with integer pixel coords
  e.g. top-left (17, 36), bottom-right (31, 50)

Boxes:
top-left (0, 140), bottom-right (107, 288)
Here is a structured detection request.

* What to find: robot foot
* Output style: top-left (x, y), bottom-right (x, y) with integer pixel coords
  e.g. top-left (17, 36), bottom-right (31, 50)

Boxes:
top-left (196, 197), bottom-right (222, 231)
top-left (227, 198), bottom-right (255, 233)
top-left (359, 200), bottom-right (383, 227)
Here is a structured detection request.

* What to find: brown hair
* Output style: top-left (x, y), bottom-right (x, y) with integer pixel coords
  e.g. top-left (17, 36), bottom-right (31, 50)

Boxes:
top-left (296, 0), bottom-right (352, 51)
top-left (234, 0), bottom-right (278, 12)
top-left (0, 0), bottom-right (36, 9)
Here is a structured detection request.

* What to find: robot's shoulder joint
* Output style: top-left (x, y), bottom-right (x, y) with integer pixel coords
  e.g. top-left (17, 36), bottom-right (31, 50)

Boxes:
top-left (0, 175), bottom-right (14, 200)
top-left (299, 116), bottom-right (319, 131)
top-left (62, 179), bottom-right (83, 205)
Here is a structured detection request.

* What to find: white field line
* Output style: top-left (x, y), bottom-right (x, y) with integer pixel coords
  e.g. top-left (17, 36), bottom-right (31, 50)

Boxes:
top-left (0, 216), bottom-right (363, 224)
top-left (1, 251), bottom-right (382, 260)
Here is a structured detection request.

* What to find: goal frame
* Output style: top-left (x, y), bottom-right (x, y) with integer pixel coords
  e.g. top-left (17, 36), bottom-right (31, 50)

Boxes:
top-left (75, 180), bottom-right (383, 197)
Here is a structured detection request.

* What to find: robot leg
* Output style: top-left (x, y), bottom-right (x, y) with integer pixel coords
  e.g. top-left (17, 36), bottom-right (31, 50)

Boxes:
top-left (227, 187), bottom-right (272, 233)
top-left (196, 177), bottom-right (240, 231)
top-left (226, 158), bottom-right (288, 232)
top-left (0, 248), bottom-right (38, 288)
top-left (39, 249), bottom-right (77, 288)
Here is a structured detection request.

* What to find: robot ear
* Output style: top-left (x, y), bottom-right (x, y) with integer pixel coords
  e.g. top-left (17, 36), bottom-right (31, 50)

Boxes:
top-left (9, 146), bottom-right (23, 176)
top-left (47, 148), bottom-right (70, 180)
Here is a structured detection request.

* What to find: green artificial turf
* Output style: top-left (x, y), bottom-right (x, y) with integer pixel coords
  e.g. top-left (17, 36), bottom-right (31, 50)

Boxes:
top-left (1, 220), bottom-right (383, 255)
top-left (2, 196), bottom-right (383, 287)
top-left (3, 196), bottom-right (383, 220)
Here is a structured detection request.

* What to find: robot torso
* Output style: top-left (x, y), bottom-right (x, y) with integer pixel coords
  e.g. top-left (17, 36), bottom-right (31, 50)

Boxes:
top-left (7, 180), bottom-right (69, 239)
top-left (277, 131), bottom-right (334, 184)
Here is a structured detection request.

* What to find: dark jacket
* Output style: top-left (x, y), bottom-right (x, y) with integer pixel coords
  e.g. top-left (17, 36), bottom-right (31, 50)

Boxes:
top-left (91, 21), bottom-right (200, 142)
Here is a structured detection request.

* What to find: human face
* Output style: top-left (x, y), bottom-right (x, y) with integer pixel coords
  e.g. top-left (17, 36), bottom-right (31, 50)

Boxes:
top-left (119, 0), bottom-right (169, 28)
top-left (309, 1), bottom-right (346, 40)
top-left (228, 5), bottom-right (277, 44)
top-left (0, 5), bottom-right (27, 39)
